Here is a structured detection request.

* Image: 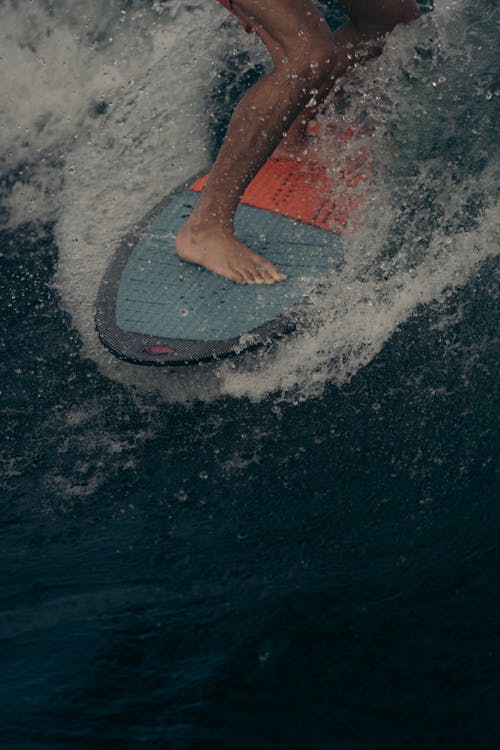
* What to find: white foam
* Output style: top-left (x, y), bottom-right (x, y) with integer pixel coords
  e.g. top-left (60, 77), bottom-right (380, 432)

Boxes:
top-left (214, 6), bottom-right (499, 400)
top-left (3, 0), bottom-right (498, 404)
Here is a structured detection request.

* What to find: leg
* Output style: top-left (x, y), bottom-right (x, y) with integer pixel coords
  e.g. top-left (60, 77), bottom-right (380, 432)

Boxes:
top-left (177, 0), bottom-right (419, 284)
top-left (177, 0), bottom-right (338, 284)
top-left (278, 0), bottom-right (421, 157)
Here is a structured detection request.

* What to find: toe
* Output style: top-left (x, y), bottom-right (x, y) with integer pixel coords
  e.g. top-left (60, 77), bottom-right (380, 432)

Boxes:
top-left (228, 268), bottom-right (245, 284)
top-left (242, 267), bottom-right (260, 284)
top-left (253, 265), bottom-right (273, 285)
top-left (262, 271), bottom-right (278, 285)
top-left (261, 258), bottom-right (285, 283)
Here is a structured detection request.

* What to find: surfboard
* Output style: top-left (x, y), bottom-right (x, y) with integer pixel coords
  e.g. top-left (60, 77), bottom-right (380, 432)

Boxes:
top-left (96, 137), bottom-right (368, 366)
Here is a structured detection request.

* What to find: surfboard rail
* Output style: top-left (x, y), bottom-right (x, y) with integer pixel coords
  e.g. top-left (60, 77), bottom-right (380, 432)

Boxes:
top-left (95, 153), bottom-right (357, 366)
top-left (95, 169), bottom-right (317, 366)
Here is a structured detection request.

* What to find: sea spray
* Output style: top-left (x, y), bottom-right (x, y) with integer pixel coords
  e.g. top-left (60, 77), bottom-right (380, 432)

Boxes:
top-left (217, 3), bottom-right (499, 399)
top-left (1, 0), bottom-right (497, 402)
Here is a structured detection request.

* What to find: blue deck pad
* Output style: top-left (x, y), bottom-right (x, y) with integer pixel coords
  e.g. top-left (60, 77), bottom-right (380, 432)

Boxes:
top-left (116, 189), bottom-right (343, 341)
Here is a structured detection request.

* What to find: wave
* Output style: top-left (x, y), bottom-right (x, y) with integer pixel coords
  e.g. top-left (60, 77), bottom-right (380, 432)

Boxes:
top-left (1, 0), bottom-right (498, 401)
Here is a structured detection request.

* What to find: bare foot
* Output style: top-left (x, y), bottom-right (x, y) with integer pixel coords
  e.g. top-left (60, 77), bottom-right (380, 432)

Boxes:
top-left (176, 219), bottom-right (286, 285)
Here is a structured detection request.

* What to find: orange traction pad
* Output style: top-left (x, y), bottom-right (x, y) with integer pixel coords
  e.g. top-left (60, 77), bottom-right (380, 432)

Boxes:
top-left (190, 139), bottom-right (372, 233)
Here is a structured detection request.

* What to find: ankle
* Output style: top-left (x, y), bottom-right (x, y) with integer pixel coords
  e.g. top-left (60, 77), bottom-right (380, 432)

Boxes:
top-left (181, 213), bottom-right (233, 239)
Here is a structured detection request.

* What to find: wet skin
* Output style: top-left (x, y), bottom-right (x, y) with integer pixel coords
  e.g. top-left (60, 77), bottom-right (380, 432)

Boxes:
top-left (176, 0), bottom-right (420, 284)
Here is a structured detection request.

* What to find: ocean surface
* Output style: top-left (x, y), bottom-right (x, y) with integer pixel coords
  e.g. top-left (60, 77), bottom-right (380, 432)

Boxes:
top-left (1, 1), bottom-right (499, 748)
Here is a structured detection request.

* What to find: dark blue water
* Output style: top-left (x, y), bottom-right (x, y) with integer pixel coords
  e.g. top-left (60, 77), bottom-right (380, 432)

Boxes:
top-left (1, 1), bottom-right (499, 748)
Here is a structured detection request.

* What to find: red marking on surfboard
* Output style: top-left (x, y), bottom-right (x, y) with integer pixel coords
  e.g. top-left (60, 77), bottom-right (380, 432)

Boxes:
top-left (142, 345), bottom-right (176, 355)
top-left (190, 126), bottom-right (373, 233)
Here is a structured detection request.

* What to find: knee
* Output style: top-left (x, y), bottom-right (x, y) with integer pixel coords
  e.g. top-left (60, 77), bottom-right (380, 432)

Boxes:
top-left (281, 35), bottom-right (337, 92)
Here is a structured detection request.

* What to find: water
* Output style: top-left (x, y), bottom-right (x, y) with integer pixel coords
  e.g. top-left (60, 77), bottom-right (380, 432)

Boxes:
top-left (1, 1), bottom-right (499, 747)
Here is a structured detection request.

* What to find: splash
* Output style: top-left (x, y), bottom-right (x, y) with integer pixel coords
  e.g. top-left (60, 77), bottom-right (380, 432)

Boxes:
top-left (2, 0), bottom-right (498, 403)
top-left (216, 2), bottom-right (499, 399)
top-left (1, 0), bottom-right (251, 226)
